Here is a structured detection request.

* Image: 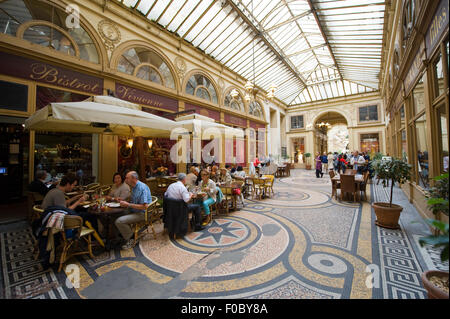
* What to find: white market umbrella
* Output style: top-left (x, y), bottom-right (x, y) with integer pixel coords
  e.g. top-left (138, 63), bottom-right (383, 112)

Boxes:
top-left (25, 95), bottom-right (178, 137)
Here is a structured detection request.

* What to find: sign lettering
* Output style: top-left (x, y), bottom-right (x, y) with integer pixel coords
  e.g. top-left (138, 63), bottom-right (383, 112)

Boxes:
top-left (426, 0), bottom-right (449, 58)
top-left (115, 83), bottom-right (178, 112)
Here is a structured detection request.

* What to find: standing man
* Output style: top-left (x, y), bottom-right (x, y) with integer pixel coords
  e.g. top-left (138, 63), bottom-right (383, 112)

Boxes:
top-left (165, 173), bottom-right (204, 231)
top-left (321, 152), bottom-right (328, 175)
top-left (116, 171), bottom-right (152, 250)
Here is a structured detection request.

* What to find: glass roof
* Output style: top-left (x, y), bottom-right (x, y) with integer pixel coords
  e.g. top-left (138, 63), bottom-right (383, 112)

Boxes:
top-left (117, 0), bottom-right (385, 106)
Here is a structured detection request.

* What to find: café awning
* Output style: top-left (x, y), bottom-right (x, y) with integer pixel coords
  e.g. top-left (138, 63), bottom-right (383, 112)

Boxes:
top-left (25, 95), bottom-right (179, 137)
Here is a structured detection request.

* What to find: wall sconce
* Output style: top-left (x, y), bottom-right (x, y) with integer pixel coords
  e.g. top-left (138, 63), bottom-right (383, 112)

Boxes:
top-left (127, 138), bottom-right (134, 149)
top-left (147, 139), bottom-right (153, 149)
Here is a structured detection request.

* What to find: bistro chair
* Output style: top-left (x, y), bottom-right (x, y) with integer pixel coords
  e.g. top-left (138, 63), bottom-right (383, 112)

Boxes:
top-left (262, 175), bottom-right (275, 197)
top-left (217, 186), bottom-right (234, 215)
top-left (244, 177), bottom-right (254, 199)
top-left (58, 215), bottom-right (94, 272)
top-left (233, 180), bottom-right (245, 208)
top-left (359, 171), bottom-right (370, 201)
top-left (133, 196), bottom-right (160, 245)
top-left (340, 174), bottom-right (358, 202)
top-left (252, 177), bottom-right (266, 200)
top-left (27, 192), bottom-right (44, 224)
top-left (84, 183), bottom-right (100, 191)
top-left (98, 185), bottom-right (111, 196)
top-left (329, 170), bottom-right (341, 199)
top-left (285, 164), bottom-right (291, 177)
top-left (31, 204), bottom-right (44, 224)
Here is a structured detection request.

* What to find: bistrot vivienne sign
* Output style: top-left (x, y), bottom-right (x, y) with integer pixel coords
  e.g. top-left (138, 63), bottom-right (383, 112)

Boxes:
top-left (0, 51), bottom-right (103, 94)
top-left (115, 83), bottom-right (178, 112)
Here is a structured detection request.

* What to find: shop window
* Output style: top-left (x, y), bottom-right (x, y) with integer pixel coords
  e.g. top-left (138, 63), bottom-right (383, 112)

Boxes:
top-left (433, 53), bottom-right (445, 99)
top-left (0, 80), bottom-right (28, 112)
top-left (293, 138), bottom-right (305, 163)
top-left (414, 114), bottom-right (429, 189)
top-left (34, 132), bottom-right (93, 185)
top-left (185, 74), bottom-right (217, 103)
top-left (0, 0), bottom-right (99, 63)
top-left (36, 86), bottom-right (88, 110)
top-left (360, 133), bottom-right (380, 153)
top-left (224, 91), bottom-right (244, 112)
top-left (23, 25), bottom-right (75, 56)
top-left (359, 105), bottom-right (378, 122)
top-left (401, 129), bottom-right (408, 163)
top-left (437, 104), bottom-right (448, 173)
top-left (412, 74), bottom-right (425, 115)
top-left (118, 47), bottom-right (175, 89)
top-left (249, 101), bottom-right (263, 119)
top-left (291, 115), bottom-right (304, 129)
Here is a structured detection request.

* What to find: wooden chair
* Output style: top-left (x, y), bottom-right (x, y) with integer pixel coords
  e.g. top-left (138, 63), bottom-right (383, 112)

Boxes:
top-left (58, 215), bottom-right (94, 272)
top-left (262, 175), bottom-right (275, 197)
top-left (244, 177), bottom-right (254, 199)
top-left (340, 174), bottom-right (357, 202)
top-left (252, 177), bottom-right (266, 200)
top-left (218, 186), bottom-right (234, 214)
top-left (233, 180), bottom-right (245, 208)
top-left (285, 164), bottom-right (291, 177)
top-left (359, 171), bottom-right (370, 201)
top-left (346, 169), bottom-right (357, 175)
top-left (329, 170), bottom-right (340, 199)
top-left (133, 196), bottom-right (160, 245)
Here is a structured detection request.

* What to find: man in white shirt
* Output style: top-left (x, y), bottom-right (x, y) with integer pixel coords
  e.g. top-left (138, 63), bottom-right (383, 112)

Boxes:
top-left (165, 173), bottom-right (204, 231)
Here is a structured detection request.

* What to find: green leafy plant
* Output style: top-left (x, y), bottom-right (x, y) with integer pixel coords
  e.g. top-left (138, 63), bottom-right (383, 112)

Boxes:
top-left (304, 153), bottom-right (312, 166)
top-left (426, 173), bottom-right (449, 217)
top-left (372, 152), bottom-right (384, 161)
top-left (374, 158), bottom-right (412, 207)
top-left (419, 219), bottom-right (449, 263)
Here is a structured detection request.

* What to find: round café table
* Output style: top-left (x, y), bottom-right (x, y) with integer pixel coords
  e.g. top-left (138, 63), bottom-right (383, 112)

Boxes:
top-left (90, 206), bottom-right (126, 250)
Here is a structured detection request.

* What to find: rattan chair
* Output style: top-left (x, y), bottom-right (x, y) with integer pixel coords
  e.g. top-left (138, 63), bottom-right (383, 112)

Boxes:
top-left (31, 204), bottom-right (44, 224)
top-left (359, 171), bottom-right (370, 201)
top-left (58, 215), bottom-right (94, 272)
top-left (340, 174), bottom-right (357, 202)
top-left (218, 186), bottom-right (234, 214)
top-left (262, 175), bottom-right (275, 197)
top-left (329, 170), bottom-right (340, 199)
top-left (252, 177), bottom-right (266, 200)
top-left (98, 185), bottom-right (111, 196)
top-left (84, 183), bottom-right (100, 191)
top-left (27, 192), bottom-right (44, 224)
top-left (133, 196), bottom-right (160, 245)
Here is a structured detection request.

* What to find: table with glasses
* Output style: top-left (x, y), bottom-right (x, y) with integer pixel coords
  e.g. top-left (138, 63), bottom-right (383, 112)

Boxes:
top-left (88, 202), bottom-right (126, 250)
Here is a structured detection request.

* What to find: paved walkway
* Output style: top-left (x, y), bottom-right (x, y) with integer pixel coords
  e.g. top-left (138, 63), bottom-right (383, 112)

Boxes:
top-left (0, 169), bottom-right (447, 299)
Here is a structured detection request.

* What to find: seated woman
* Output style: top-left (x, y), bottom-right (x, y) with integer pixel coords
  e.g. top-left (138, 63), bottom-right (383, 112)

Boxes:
top-left (219, 167), bottom-right (232, 184)
top-left (196, 170), bottom-right (217, 226)
top-left (105, 172), bottom-right (131, 202)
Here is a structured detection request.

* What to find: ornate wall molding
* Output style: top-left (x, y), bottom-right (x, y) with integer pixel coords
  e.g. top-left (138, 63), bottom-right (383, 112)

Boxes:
top-left (98, 20), bottom-right (121, 51)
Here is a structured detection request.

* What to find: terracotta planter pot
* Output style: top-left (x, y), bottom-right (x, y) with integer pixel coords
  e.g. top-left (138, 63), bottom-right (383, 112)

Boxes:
top-left (372, 202), bottom-right (403, 229)
top-left (305, 164), bottom-right (312, 170)
top-left (421, 270), bottom-right (449, 299)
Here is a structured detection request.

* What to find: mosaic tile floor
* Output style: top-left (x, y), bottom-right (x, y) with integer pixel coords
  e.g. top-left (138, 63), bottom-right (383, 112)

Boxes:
top-left (1, 169), bottom-right (448, 299)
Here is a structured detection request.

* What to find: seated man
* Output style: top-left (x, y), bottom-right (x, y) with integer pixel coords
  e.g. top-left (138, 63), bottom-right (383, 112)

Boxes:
top-left (116, 171), bottom-right (152, 250)
top-left (41, 173), bottom-right (98, 231)
top-left (165, 173), bottom-right (204, 232)
top-left (218, 167), bottom-right (232, 184)
top-left (185, 166), bottom-right (199, 188)
top-left (29, 170), bottom-right (52, 197)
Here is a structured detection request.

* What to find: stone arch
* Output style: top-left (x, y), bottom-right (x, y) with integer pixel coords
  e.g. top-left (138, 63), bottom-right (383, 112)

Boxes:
top-left (183, 69), bottom-right (220, 105)
top-left (110, 40), bottom-right (180, 91)
top-left (310, 109), bottom-right (351, 129)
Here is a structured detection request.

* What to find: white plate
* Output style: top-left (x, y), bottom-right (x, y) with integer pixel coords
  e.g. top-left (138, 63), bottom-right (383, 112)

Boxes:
top-left (106, 202), bottom-right (120, 208)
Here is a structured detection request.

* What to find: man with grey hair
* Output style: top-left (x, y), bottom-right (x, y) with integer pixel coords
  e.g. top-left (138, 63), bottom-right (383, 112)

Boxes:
top-left (116, 171), bottom-right (152, 249)
top-left (165, 172), bottom-right (204, 231)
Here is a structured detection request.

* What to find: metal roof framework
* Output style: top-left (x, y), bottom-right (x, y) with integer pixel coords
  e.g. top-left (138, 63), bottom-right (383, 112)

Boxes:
top-left (118, 0), bottom-right (386, 106)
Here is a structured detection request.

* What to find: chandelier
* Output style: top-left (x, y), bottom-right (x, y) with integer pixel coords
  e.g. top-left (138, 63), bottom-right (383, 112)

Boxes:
top-left (316, 112), bottom-right (331, 128)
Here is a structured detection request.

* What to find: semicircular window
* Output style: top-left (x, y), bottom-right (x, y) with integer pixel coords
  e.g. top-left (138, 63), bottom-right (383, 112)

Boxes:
top-left (224, 92), bottom-right (244, 112)
top-left (117, 47), bottom-right (175, 89)
top-left (0, 0), bottom-right (99, 63)
top-left (186, 74), bottom-right (218, 104)
top-left (249, 101), bottom-right (263, 118)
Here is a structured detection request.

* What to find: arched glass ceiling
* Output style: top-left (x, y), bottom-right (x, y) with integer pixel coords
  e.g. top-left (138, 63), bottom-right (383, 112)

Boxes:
top-left (118, 0), bottom-right (385, 106)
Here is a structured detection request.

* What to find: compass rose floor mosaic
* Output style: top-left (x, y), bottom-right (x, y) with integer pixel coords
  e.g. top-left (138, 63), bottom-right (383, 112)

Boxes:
top-left (1, 169), bottom-right (448, 299)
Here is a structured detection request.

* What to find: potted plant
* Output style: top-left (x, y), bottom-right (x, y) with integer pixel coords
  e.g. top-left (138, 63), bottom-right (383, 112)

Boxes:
top-left (419, 173), bottom-right (449, 299)
top-left (419, 219), bottom-right (449, 299)
top-left (304, 153), bottom-right (312, 170)
top-left (372, 158), bottom-right (411, 229)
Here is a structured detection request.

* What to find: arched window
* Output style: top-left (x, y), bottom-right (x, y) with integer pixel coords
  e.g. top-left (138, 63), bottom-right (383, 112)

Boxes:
top-left (224, 90), bottom-right (244, 112)
top-left (0, 0), bottom-right (99, 63)
top-left (117, 47), bottom-right (175, 89)
top-left (402, 0), bottom-right (416, 49)
top-left (249, 101), bottom-right (263, 118)
top-left (186, 74), bottom-right (218, 104)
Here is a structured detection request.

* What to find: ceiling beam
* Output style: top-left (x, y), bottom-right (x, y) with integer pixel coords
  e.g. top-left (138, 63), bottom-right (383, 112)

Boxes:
top-left (265, 10), bottom-right (312, 32)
